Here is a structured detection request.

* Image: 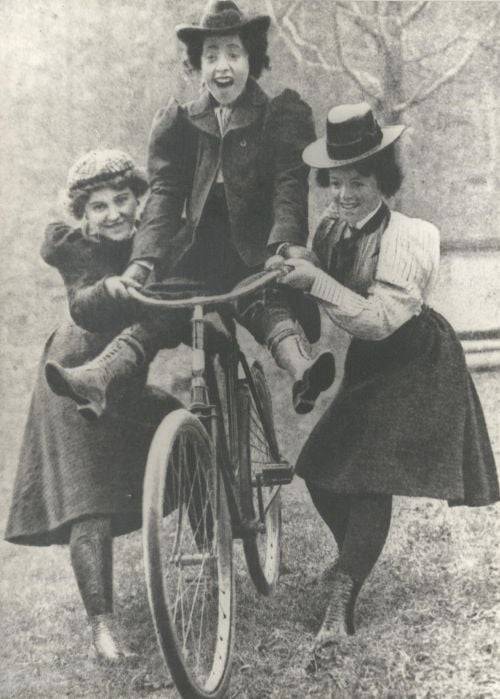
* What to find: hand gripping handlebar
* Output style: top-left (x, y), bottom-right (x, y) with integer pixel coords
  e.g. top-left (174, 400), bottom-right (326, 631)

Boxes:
top-left (127, 268), bottom-right (286, 310)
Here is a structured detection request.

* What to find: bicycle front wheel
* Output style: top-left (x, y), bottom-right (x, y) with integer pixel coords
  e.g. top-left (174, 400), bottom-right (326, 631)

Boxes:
top-left (237, 361), bottom-right (282, 596)
top-left (143, 409), bottom-right (234, 699)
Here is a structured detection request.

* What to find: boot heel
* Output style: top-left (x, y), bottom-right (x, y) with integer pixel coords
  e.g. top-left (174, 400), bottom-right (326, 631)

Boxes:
top-left (45, 338), bottom-right (141, 419)
top-left (78, 401), bottom-right (105, 421)
top-left (293, 352), bottom-right (336, 414)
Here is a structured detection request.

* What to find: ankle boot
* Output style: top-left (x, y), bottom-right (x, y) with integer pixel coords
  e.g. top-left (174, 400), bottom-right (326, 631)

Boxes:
top-left (45, 336), bottom-right (144, 420)
top-left (90, 614), bottom-right (137, 662)
top-left (271, 334), bottom-right (335, 414)
top-left (315, 569), bottom-right (359, 648)
top-left (70, 518), bottom-right (138, 662)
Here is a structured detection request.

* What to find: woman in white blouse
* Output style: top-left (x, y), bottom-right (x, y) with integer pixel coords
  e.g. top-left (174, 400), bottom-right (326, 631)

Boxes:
top-left (276, 103), bottom-right (499, 649)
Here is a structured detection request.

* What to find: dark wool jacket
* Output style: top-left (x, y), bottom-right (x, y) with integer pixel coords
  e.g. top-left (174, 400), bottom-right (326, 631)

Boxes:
top-left (5, 224), bottom-right (182, 548)
top-left (41, 223), bottom-right (134, 334)
top-left (131, 78), bottom-right (316, 274)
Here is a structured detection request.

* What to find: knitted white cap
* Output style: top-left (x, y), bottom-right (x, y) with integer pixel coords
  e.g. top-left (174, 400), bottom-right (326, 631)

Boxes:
top-left (66, 149), bottom-right (146, 192)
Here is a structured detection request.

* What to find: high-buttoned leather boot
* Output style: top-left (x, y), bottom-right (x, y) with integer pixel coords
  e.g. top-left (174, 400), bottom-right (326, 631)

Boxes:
top-left (271, 334), bottom-right (335, 414)
top-left (315, 568), bottom-right (359, 648)
top-left (89, 614), bottom-right (137, 663)
top-left (45, 335), bottom-right (144, 420)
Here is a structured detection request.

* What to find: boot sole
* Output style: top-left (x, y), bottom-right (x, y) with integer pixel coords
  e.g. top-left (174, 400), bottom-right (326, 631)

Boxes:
top-left (293, 353), bottom-right (336, 414)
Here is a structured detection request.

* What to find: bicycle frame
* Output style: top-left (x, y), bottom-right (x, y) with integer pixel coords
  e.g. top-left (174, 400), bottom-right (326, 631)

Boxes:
top-left (129, 269), bottom-right (294, 541)
top-left (139, 270), bottom-right (292, 697)
top-left (188, 301), bottom-right (283, 540)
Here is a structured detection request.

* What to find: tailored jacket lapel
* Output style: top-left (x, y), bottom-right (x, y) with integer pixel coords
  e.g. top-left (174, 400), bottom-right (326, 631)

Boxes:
top-left (313, 203), bottom-right (391, 277)
top-left (186, 78), bottom-right (268, 137)
top-left (312, 205), bottom-right (348, 272)
top-left (184, 79), bottom-right (270, 239)
top-left (187, 89), bottom-right (220, 137)
top-left (225, 78), bottom-right (268, 134)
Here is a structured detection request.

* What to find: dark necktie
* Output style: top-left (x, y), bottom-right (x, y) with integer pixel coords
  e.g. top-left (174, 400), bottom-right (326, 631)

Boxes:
top-left (333, 203), bottom-right (389, 284)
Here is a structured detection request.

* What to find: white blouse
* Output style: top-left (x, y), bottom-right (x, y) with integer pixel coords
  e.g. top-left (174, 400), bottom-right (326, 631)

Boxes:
top-left (310, 210), bottom-right (440, 340)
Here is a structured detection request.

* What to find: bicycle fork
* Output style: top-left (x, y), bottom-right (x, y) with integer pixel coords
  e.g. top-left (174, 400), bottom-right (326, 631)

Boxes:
top-left (189, 305), bottom-right (242, 537)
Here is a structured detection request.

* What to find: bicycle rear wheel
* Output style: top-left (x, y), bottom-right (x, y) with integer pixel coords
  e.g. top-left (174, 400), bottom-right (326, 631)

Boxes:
top-left (237, 361), bottom-right (282, 596)
top-left (143, 409), bottom-right (234, 699)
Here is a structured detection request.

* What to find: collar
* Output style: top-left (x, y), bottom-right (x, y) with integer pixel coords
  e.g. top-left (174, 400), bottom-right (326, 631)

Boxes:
top-left (353, 201), bottom-right (383, 230)
top-left (187, 78), bottom-right (268, 136)
top-left (342, 201), bottom-right (388, 241)
top-left (315, 202), bottom-right (390, 272)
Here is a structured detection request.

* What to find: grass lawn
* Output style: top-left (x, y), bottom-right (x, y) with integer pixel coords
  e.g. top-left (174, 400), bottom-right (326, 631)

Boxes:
top-left (1, 359), bottom-right (499, 698)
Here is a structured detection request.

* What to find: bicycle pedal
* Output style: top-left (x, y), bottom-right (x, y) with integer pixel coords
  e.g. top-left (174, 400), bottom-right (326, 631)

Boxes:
top-left (259, 462), bottom-right (294, 486)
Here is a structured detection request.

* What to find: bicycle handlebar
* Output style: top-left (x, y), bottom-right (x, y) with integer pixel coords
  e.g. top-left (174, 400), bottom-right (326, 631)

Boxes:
top-left (127, 268), bottom-right (287, 310)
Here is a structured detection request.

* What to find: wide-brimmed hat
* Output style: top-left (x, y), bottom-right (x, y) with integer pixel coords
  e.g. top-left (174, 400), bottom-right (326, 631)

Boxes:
top-left (303, 102), bottom-right (405, 168)
top-left (176, 0), bottom-right (270, 45)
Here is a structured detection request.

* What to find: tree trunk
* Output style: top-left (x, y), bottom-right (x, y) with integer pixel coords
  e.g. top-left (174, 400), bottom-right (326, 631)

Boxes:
top-left (378, 2), bottom-right (405, 123)
top-left (377, 3), bottom-right (406, 207)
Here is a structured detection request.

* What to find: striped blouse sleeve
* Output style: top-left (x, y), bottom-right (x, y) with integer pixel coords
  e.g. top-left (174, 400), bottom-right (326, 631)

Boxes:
top-left (309, 215), bottom-right (440, 340)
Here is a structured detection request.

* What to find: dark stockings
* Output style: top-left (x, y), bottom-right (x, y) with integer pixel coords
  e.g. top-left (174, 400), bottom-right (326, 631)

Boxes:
top-left (307, 483), bottom-right (392, 585)
top-left (70, 517), bottom-right (113, 617)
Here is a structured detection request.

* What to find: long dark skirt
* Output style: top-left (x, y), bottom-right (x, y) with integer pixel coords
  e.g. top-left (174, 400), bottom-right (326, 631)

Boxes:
top-left (5, 321), bottom-right (182, 546)
top-left (296, 307), bottom-right (499, 507)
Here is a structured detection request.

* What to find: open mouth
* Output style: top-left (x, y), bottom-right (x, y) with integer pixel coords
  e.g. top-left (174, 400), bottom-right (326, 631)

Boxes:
top-left (214, 77), bottom-right (234, 88)
top-left (104, 219), bottom-right (128, 227)
top-left (340, 203), bottom-right (359, 211)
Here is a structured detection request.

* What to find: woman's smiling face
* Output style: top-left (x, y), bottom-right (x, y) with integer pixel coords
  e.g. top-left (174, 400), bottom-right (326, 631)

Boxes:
top-left (201, 33), bottom-right (249, 105)
top-left (84, 186), bottom-right (138, 241)
top-left (329, 167), bottom-right (382, 225)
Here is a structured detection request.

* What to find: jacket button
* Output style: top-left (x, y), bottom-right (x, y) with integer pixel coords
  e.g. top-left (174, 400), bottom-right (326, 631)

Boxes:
top-left (240, 139), bottom-right (247, 148)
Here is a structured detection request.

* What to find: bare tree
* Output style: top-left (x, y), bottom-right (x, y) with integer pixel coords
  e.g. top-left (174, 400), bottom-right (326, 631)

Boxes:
top-left (264, 0), bottom-right (499, 121)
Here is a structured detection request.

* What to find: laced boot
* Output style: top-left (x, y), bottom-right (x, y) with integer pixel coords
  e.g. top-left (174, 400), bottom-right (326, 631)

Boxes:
top-left (90, 614), bottom-right (138, 663)
top-left (271, 334), bottom-right (335, 414)
top-left (315, 569), bottom-right (358, 648)
top-left (45, 336), bottom-right (144, 420)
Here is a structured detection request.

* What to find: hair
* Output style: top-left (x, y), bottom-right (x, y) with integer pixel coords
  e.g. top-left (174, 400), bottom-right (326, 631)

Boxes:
top-left (315, 144), bottom-right (403, 198)
top-left (185, 26), bottom-right (271, 79)
top-left (68, 171), bottom-right (149, 220)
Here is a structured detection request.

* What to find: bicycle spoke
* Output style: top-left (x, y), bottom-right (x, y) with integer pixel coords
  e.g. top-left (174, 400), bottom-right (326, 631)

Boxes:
top-left (249, 413), bottom-right (267, 443)
top-left (249, 442), bottom-right (271, 460)
top-left (150, 420), bottom-right (229, 691)
top-left (237, 365), bottom-right (282, 596)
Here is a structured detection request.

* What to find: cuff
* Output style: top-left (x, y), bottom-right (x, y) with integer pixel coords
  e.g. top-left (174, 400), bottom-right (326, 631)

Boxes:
top-left (123, 261), bottom-right (154, 285)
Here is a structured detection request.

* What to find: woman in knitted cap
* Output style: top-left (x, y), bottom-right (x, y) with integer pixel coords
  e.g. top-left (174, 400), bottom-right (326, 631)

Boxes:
top-left (43, 0), bottom-right (335, 421)
top-left (277, 103), bottom-right (499, 650)
top-left (5, 149), bottom-right (183, 662)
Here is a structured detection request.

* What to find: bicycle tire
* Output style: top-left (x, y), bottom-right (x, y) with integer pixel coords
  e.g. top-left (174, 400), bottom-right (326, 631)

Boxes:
top-left (237, 362), bottom-right (282, 596)
top-left (143, 409), bottom-right (234, 699)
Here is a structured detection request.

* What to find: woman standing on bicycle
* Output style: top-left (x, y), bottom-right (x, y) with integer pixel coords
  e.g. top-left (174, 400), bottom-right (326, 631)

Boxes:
top-left (5, 150), bottom-right (182, 661)
top-left (44, 0), bottom-right (335, 420)
top-left (278, 103), bottom-right (499, 648)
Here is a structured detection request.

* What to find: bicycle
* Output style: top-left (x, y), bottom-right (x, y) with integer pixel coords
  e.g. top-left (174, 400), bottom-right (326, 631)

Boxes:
top-left (129, 269), bottom-right (294, 699)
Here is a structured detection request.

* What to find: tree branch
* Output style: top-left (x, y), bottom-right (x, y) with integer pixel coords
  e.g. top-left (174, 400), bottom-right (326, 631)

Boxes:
top-left (374, 2), bottom-right (392, 52)
top-left (332, 5), bottom-right (381, 102)
top-left (394, 11), bottom-right (499, 113)
top-left (263, 0), bottom-right (306, 66)
top-left (265, 0), bottom-right (341, 73)
top-left (405, 35), bottom-right (462, 64)
top-left (336, 1), bottom-right (382, 42)
top-left (282, 1), bottom-right (341, 72)
top-left (401, 1), bottom-right (429, 28)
